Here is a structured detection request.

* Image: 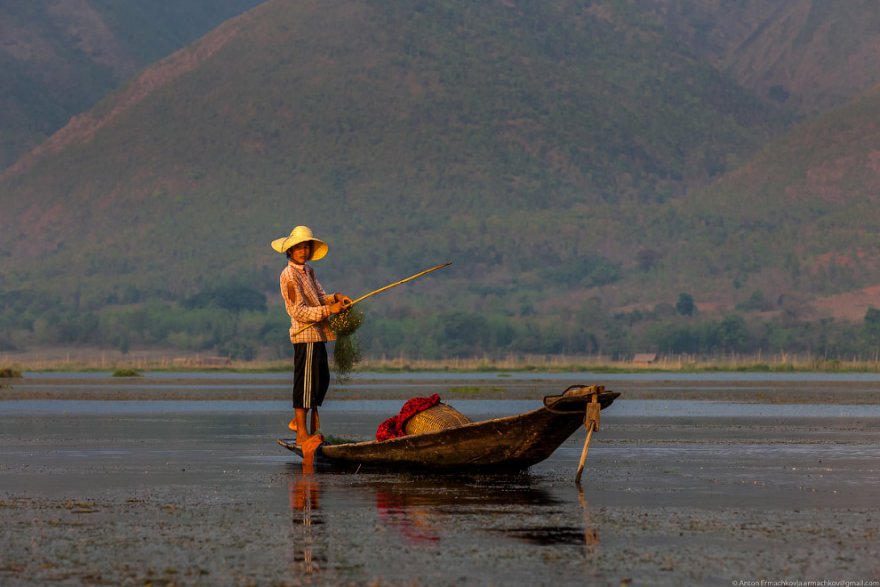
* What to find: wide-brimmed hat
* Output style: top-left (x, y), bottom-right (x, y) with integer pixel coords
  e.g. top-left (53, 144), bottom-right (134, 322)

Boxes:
top-left (271, 225), bottom-right (328, 260)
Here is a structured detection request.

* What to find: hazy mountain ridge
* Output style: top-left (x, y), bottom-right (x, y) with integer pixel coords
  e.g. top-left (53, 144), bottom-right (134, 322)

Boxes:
top-left (669, 83), bottom-right (880, 296)
top-left (647, 0), bottom-right (880, 116)
top-left (0, 0), bottom-right (266, 170)
top-left (0, 0), bottom-right (789, 279)
top-left (3, 20), bottom-right (244, 179)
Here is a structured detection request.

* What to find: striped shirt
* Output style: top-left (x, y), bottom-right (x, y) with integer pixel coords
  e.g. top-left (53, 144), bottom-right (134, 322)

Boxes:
top-left (280, 261), bottom-right (337, 344)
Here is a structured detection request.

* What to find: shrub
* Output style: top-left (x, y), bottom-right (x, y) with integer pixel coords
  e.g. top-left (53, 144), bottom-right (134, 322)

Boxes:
top-left (0, 367), bottom-right (23, 378)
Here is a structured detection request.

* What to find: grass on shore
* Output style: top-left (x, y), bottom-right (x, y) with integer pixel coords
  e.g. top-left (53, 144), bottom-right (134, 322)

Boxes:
top-left (4, 351), bottom-right (880, 374)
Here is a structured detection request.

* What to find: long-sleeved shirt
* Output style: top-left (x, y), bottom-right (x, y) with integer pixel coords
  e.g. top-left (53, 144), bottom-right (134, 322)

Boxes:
top-left (280, 261), bottom-right (337, 344)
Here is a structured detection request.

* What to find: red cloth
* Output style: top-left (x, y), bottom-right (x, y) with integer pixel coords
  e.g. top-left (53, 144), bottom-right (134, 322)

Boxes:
top-left (376, 394), bottom-right (441, 441)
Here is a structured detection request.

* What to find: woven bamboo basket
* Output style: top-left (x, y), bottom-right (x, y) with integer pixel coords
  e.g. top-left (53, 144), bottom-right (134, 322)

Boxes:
top-left (404, 403), bottom-right (472, 435)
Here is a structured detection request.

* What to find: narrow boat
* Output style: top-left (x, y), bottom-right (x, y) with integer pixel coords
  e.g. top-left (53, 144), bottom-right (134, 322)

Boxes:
top-left (277, 385), bottom-right (619, 472)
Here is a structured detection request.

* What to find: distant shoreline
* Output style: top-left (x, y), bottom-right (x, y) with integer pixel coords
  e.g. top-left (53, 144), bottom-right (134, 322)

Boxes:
top-left (4, 349), bottom-right (880, 375)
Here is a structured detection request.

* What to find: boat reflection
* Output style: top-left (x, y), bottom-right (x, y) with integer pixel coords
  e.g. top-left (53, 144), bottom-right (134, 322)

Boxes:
top-left (481, 488), bottom-right (600, 549)
top-left (286, 468), bottom-right (600, 560)
top-left (374, 483), bottom-right (442, 544)
top-left (288, 463), bottom-right (326, 576)
top-left (362, 474), bottom-right (567, 545)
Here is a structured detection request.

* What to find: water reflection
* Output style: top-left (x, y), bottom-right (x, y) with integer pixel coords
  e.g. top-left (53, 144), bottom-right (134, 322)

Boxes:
top-left (375, 486), bottom-right (441, 544)
top-left (356, 474), bottom-right (576, 546)
top-left (579, 488), bottom-right (600, 551)
top-left (285, 467), bottom-right (601, 570)
top-left (368, 474), bottom-right (555, 544)
top-left (288, 464), bottom-right (326, 577)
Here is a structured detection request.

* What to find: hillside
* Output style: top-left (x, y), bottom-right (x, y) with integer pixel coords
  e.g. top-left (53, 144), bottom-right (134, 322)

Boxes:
top-left (6, 1), bottom-right (877, 176)
top-left (0, 0), bottom-right (787, 283)
top-left (0, 0), bottom-right (266, 170)
top-left (649, 84), bottom-right (880, 304)
top-left (650, 0), bottom-right (880, 116)
top-left (1, 0), bottom-right (878, 360)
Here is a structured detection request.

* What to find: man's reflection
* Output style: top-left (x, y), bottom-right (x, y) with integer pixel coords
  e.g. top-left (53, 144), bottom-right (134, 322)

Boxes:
top-left (289, 464), bottom-right (326, 576)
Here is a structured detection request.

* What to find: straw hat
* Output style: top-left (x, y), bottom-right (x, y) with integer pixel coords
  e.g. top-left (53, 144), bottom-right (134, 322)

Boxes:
top-left (271, 225), bottom-right (328, 260)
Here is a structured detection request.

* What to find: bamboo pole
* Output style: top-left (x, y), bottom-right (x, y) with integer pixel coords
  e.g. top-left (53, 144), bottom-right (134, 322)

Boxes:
top-left (291, 262), bottom-right (452, 337)
top-left (348, 262), bottom-right (452, 306)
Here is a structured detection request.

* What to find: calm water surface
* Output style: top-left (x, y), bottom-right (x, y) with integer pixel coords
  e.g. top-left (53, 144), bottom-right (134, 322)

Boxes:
top-left (4, 398), bottom-right (880, 418)
top-left (2, 377), bottom-right (880, 585)
top-left (24, 370), bottom-right (880, 381)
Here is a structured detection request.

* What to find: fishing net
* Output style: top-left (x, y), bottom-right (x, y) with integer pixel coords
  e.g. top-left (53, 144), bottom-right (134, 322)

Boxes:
top-left (329, 306), bottom-right (364, 383)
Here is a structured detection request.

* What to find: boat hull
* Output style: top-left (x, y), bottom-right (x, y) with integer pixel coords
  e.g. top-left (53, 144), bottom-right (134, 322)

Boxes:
top-left (278, 389), bottom-right (619, 471)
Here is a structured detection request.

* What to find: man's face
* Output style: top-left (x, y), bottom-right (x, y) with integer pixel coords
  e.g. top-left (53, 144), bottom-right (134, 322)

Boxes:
top-left (290, 241), bottom-right (312, 264)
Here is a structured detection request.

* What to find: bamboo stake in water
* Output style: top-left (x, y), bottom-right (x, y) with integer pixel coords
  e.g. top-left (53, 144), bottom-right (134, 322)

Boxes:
top-left (574, 422), bottom-right (595, 486)
top-left (575, 392), bottom-right (602, 485)
top-left (292, 262), bottom-right (452, 337)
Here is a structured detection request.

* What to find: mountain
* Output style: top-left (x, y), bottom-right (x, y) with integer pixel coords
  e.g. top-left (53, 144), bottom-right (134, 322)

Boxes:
top-left (648, 0), bottom-right (880, 116)
top-left (0, 0), bottom-right (267, 170)
top-left (1, 0), bottom-right (879, 359)
top-left (651, 83), bottom-right (880, 304)
top-left (0, 0), bottom-right (788, 283)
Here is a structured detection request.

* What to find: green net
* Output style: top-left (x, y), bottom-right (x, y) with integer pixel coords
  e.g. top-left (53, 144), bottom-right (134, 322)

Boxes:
top-left (329, 307), bottom-right (365, 383)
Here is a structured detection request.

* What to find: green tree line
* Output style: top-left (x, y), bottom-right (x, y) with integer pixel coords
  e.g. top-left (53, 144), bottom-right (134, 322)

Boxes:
top-left (4, 285), bottom-right (880, 362)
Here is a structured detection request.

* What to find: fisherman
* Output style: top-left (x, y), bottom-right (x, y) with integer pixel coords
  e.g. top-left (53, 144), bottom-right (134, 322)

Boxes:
top-left (272, 225), bottom-right (352, 446)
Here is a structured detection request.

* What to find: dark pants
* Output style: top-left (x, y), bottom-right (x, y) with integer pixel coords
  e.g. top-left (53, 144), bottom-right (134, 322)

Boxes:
top-left (292, 342), bottom-right (329, 409)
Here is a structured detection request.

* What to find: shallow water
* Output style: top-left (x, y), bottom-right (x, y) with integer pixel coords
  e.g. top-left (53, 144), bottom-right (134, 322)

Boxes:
top-left (2, 388), bottom-right (880, 585)
top-left (23, 369), bottom-right (880, 382)
top-left (5, 398), bottom-right (880, 418)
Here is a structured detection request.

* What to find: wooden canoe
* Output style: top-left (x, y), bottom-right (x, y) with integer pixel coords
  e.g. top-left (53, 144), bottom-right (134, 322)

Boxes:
top-left (277, 385), bottom-right (619, 472)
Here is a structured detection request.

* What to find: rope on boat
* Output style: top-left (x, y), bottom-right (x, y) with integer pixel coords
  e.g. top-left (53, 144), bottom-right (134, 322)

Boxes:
top-left (543, 384), bottom-right (606, 414)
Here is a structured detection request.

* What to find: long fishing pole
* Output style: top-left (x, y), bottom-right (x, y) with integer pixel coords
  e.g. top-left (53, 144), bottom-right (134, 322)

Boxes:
top-left (292, 262), bottom-right (452, 337)
top-left (348, 262), bottom-right (452, 306)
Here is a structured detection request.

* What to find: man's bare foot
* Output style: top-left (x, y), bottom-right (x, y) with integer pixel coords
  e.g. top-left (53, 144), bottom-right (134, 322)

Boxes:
top-left (288, 418), bottom-right (297, 432)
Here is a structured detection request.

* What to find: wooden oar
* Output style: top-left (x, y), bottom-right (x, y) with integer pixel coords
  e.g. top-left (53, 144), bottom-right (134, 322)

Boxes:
top-left (291, 262), bottom-right (452, 337)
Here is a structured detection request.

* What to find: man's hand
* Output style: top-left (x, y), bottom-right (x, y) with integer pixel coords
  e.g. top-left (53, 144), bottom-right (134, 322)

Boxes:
top-left (330, 293), bottom-right (353, 313)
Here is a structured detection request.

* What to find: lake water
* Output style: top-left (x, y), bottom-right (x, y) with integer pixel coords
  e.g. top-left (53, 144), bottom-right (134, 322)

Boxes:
top-left (24, 369), bottom-right (880, 382)
top-left (5, 398), bottom-right (880, 418)
top-left (1, 374), bottom-right (879, 585)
